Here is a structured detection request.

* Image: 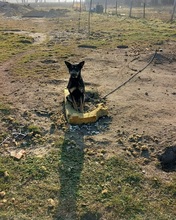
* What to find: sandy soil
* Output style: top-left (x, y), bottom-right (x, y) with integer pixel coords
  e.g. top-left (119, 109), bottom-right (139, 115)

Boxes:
top-left (0, 17), bottom-right (176, 181)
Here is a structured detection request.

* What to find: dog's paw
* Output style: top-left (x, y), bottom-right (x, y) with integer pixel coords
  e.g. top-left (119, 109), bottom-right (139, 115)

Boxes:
top-left (69, 87), bottom-right (76, 93)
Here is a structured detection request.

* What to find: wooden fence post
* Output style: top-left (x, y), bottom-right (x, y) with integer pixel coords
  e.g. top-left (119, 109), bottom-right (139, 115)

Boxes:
top-left (88, 0), bottom-right (93, 37)
top-left (129, 0), bottom-right (133, 18)
top-left (105, 0), bottom-right (108, 13)
top-left (171, 0), bottom-right (176, 22)
top-left (116, 0), bottom-right (118, 16)
top-left (78, 0), bottom-right (82, 32)
top-left (143, 0), bottom-right (146, 19)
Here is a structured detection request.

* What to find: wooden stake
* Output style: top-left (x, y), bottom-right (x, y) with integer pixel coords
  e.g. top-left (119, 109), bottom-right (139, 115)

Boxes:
top-left (143, 1), bottom-right (146, 19)
top-left (116, 0), bottom-right (118, 16)
top-left (78, 0), bottom-right (81, 32)
top-left (171, 0), bottom-right (176, 22)
top-left (129, 0), bottom-right (133, 18)
top-left (105, 0), bottom-right (107, 13)
top-left (88, 0), bottom-right (93, 36)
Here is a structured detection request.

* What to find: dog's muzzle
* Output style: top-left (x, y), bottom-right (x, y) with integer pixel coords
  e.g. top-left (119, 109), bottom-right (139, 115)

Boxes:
top-left (71, 74), bottom-right (78, 78)
top-left (70, 71), bottom-right (79, 78)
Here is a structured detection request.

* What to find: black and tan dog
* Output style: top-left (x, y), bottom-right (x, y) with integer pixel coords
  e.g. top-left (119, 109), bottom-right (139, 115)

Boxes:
top-left (65, 61), bottom-right (85, 112)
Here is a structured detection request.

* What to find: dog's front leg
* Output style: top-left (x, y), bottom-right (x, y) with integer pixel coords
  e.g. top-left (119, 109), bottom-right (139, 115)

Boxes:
top-left (72, 96), bottom-right (78, 111)
top-left (79, 87), bottom-right (85, 113)
top-left (80, 97), bottom-right (84, 113)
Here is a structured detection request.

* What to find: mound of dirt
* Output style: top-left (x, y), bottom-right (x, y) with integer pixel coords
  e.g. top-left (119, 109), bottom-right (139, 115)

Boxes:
top-left (0, 1), bottom-right (32, 17)
top-left (22, 8), bottom-right (69, 18)
top-left (0, 1), bottom-right (69, 18)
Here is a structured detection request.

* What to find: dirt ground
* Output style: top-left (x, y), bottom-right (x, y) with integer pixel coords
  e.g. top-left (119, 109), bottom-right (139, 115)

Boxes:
top-left (0, 14), bottom-right (176, 184)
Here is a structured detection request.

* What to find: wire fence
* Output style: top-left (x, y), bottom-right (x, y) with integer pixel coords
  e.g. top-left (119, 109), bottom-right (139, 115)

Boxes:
top-left (109, 5), bottom-right (176, 21)
top-left (84, 1), bottom-right (176, 21)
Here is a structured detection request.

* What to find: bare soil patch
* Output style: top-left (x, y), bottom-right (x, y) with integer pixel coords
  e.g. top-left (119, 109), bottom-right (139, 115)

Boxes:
top-left (1, 35), bottom-right (176, 171)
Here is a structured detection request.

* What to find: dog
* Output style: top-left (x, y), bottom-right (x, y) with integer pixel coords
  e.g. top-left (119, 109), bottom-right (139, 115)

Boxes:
top-left (65, 61), bottom-right (85, 112)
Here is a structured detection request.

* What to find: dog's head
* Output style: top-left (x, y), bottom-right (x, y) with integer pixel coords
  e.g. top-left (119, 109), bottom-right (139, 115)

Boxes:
top-left (65, 61), bottom-right (85, 78)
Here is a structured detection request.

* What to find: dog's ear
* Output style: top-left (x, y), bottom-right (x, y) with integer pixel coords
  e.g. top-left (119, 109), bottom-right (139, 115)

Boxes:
top-left (78, 61), bottom-right (85, 69)
top-left (65, 61), bottom-right (72, 70)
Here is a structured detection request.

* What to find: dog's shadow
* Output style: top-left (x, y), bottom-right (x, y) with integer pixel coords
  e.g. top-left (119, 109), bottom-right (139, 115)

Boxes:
top-left (54, 117), bottom-right (111, 220)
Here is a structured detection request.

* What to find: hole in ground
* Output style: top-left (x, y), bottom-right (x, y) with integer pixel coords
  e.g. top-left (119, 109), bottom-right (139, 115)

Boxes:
top-left (158, 146), bottom-right (176, 172)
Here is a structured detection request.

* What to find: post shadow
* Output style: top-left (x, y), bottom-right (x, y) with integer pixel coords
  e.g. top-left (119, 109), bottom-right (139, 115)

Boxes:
top-left (54, 117), bottom-right (111, 220)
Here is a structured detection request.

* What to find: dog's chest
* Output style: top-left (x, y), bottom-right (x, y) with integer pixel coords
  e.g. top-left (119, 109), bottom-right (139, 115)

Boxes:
top-left (67, 77), bottom-right (84, 94)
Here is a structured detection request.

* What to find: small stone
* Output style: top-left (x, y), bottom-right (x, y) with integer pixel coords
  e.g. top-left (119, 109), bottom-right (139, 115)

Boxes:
top-left (35, 134), bottom-right (41, 138)
top-left (11, 198), bottom-right (16, 203)
top-left (2, 199), bottom-right (7, 203)
top-left (131, 151), bottom-right (138, 157)
top-left (100, 161), bottom-right (105, 165)
top-left (101, 189), bottom-right (108, 194)
top-left (0, 191), bottom-right (6, 199)
top-left (41, 166), bottom-right (47, 171)
top-left (100, 149), bottom-right (107, 154)
top-left (4, 171), bottom-right (9, 178)
top-left (7, 116), bottom-right (14, 121)
top-left (87, 150), bottom-right (95, 156)
top-left (12, 140), bottom-right (19, 146)
top-left (117, 139), bottom-right (123, 145)
top-left (141, 145), bottom-right (149, 151)
top-left (48, 198), bottom-right (56, 208)
top-left (67, 167), bottom-right (71, 172)
top-left (10, 149), bottom-right (26, 160)
top-left (128, 135), bottom-right (136, 142)
top-left (127, 146), bottom-right (133, 152)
